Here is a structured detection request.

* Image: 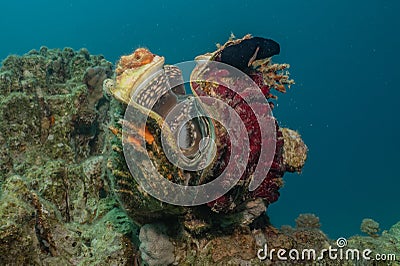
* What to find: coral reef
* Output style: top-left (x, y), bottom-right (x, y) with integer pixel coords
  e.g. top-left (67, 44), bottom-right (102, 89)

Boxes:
top-left (282, 128), bottom-right (308, 172)
top-left (295, 213), bottom-right (321, 229)
top-left (360, 218), bottom-right (380, 237)
top-left (0, 47), bottom-right (139, 264)
top-left (0, 39), bottom-right (397, 266)
top-left (347, 220), bottom-right (400, 265)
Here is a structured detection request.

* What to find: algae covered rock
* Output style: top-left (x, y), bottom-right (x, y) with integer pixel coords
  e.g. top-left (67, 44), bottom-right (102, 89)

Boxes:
top-left (0, 46), bottom-right (112, 173)
top-left (346, 219), bottom-right (400, 264)
top-left (0, 47), bottom-right (139, 265)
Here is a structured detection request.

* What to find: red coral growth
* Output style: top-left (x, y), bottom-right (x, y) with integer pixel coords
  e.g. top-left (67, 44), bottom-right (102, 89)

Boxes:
top-left (250, 72), bottom-right (277, 100)
top-left (251, 123), bottom-right (285, 202)
top-left (191, 63), bottom-right (286, 212)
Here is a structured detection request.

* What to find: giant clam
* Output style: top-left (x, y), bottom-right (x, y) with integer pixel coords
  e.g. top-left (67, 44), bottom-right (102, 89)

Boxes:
top-left (104, 34), bottom-right (301, 227)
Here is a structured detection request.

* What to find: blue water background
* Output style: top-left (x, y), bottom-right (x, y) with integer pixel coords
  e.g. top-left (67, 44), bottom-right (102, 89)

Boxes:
top-left (1, 0), bottom-right (399, 239)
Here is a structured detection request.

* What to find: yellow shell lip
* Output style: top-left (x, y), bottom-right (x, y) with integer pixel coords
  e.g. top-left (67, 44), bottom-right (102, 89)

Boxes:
top-left (127, 55), bottom-right (165, 99)
top-left (112, 50), bottom-right (165, 104)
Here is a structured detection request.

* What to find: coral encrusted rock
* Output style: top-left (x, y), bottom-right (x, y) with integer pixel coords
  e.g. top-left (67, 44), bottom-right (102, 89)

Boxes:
top-left (0, 47), bottom-right (139, 265)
